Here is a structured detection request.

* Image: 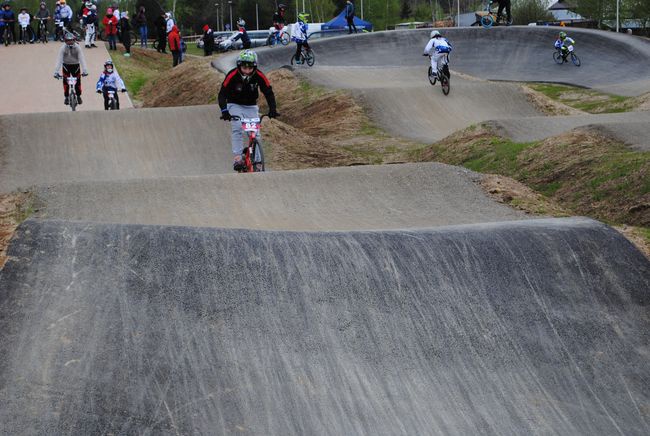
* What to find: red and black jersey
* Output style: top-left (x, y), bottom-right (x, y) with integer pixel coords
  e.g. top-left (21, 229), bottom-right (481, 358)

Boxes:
top-left (218, 68), bottom-right (277, 111)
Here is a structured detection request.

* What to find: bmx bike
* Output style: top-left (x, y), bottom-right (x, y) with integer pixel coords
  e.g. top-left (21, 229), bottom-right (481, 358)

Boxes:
top-left (2, 21), bottom-right (14, 46)
top-left (474, 1), bottom-right (512, 28)
top-left (428, 54), bottom-right (451, 96)
top-left (36, 18), bottom-right (48, 43)
top-left (290, 44), bottom-right (315, 66)
top-left (553, 47), bottom-right (581, 66)
top-left (56, 65), bottom-right (87, 112)
top-left (229, 115), bottom-right (269, 173)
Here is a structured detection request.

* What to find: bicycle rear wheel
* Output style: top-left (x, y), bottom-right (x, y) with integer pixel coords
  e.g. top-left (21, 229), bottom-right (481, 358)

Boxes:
top-left (305, 49), bottom-right (315, 67)
top-left (571, 53), bottom-right (581, 67)
top-left (280, 32), bottom-right (289, 45)
top-left (553, 50), bottom-right (564, 65)
top-left (441, 74), bottom-right (450, 96)
top-left (481, 15), bottom-right (494, 28)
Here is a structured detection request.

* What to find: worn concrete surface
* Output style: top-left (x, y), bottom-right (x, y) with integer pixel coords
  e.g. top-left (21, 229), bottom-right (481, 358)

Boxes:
top-left (34, 163), bottom-right (530, 229)
top-left (0, 42), bottom-right (133, 114)
top-left (0, 105), bottom-right (232, 191)
top-left (1, 217), bottom-right (648, 435)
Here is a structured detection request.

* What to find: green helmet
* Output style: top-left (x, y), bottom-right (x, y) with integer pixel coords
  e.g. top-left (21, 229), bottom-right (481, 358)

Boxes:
top-left (298, 13), bottom-right (309, 23)
top-left (237, 49), bottom-right (257, 68)
top-left (559, 31), bottom-right (566, 39)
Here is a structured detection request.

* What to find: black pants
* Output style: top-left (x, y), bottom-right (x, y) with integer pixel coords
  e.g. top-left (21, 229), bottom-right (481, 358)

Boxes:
top-left (102, 88), bottom-right (120, 110)
top-left (346, 17), bottom-right (357, 33)
top-left (157, 31), bottom-right (166, 52)
top-left (5, 22), bottom-right (16, 42)
top-left (62, 64), bottom-right (81, 97)
top-left (172, 49), bottom-right (181, 66)
top-left (496, 0), bottom-right (511, 23)
top-left (121, 33), bottom-right (131, 53)
top-left (295, 42), bottom-right (310, 61)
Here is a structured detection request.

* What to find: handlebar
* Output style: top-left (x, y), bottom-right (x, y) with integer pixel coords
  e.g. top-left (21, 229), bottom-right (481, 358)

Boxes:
top-left (230, 114), bottom-right (269, 122)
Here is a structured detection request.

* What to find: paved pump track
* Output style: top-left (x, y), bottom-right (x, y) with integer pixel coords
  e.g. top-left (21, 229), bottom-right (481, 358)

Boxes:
top-left (1, 26), bottom-right (649, 435)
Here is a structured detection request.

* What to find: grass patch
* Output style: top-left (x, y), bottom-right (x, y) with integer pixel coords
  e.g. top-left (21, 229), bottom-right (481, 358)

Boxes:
top-left (109, 47), bottom-right (172, 103)
top-left (528, 83), bottom-right (636, 113)
top-left (419, 125), bottom-right (650, 227)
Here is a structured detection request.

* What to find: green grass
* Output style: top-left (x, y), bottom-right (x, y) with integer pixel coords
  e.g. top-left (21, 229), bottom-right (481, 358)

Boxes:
top-left (109, 47), bottom-right (171, 101)
top-left (529, 83), bottom-right (635, 113)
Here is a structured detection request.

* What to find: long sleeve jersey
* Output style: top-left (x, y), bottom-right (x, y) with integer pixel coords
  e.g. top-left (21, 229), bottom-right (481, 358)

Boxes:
top-left (59, 5), bottom-right (73, 19)
top-left (218, 68), bottom-right (277, 111)
top-left (53, 43), bottom-right (88, 74)
top-left (96, 70), bottom-right (125, 91)
top-left (424, 37), bottom-right (452, 55)
top-left (291, 21), bottom-right (308, 42)
top-left (555, 37), bottom-right (575, 48)
top-left (18, 12), bottom-right (31, 26)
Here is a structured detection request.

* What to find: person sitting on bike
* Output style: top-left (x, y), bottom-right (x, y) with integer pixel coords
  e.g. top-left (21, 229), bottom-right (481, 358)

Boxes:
top-left (423, 30), bottom-right (452, 80)
top-left (232, 18), bottom-right (251, 49)
top-left (272, 4), bottom-right (287, 37)
top-left (218, 50), bottom-right (279, 171)
top-left (489, 0), bottom-right (511, 25)
top-left (34, 2), bottom-right (51, 43)
top-left (58, 0), bottom-right (73, 31)
top-left (96, 60), bottom-right (126, 110)
top-left (17, 7), bottom-right (32, 44)
top-left (1, 3), bottom-right (17, 45)
top-left (53, 31), bottom-right (88, 105)
top-left (291, 13), bottom-right (310, 64)
top-left (555, 31), bottom-right (575, 61)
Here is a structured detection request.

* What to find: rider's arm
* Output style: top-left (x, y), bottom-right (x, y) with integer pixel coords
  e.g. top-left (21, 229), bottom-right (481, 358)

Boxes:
top-left (78, 46), bottom-right (88, 75)
top-left (256, 71), bottom-right (277, 113)
top-left (423, 39), bottom-right (434, 55)
top-left (115, 72), bottom-right (126, 90)
top-left (96, 73), bottom-right (105, 91)
top-left (218, 69), bottom-right (238, 111)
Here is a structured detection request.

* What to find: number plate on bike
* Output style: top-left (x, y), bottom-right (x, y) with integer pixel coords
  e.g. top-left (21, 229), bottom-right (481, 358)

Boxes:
top-left (240, 117), bottom-right (261, 132)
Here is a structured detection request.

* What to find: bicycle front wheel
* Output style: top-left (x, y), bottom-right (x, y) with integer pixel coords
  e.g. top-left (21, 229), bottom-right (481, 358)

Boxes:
top-left (571, 53), bottom-right (581, 67)
top-left (441, 75), bottom-right (450, 96)
top-left (280, 33), bottom-right (290, 45)
top-left (553, 50), bottom-right (564, 65)
top-left (69, 94), bottom-right (77, 112)
top-left (253, 139), bottom-right (265, 172)
top-left (481, 15), bottom-right (494, 28)
top-left (305, 49), bottom-right (315, 66)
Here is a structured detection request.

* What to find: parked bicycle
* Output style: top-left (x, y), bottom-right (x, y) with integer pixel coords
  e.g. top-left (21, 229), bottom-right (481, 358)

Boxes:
top-left (290, 45), bottom-right (315, 67)
top-left (474, 1), bottom-right (512, 28)
top-left (231, 115), bottom-right (267, 173)
top-left (553, 47), bottom-right (581, 67)
top-left (2, 21), bottom-right (14, 46)
top-left (428, 54), bottom-right (450, 96)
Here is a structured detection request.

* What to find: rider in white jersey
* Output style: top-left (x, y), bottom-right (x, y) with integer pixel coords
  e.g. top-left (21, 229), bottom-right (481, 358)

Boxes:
top-left (423, 30), bottom-right (452, 78)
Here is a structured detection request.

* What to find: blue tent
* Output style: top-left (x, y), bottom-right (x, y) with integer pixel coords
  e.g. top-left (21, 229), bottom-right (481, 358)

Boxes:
top-left (321, 11), bottom-right (373, 31)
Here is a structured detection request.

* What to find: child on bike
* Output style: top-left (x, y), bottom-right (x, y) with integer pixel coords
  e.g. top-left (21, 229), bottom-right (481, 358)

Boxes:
top-left (218, 50), bottom-right (279, 171)
top-left (17, 7), bottom-right (32, 44)
top-left (2, 3), bottom-right (16, 44)
top-left (96, 60), bottom-right (126, 110)
top-left (291, 13), bottom-right (310, 64)
top-left (423, 30), bottom-right (452, 80)
top-left (271, 4), bottom-right (287, 41)
top-left (34, 2), bottom-right (50, 43)
top-left (53, 31), bottom-right (88, 105)
top-left (555, 31), bottom-right (575, 61)
top-left (232, 18), bottom-right (251, 49)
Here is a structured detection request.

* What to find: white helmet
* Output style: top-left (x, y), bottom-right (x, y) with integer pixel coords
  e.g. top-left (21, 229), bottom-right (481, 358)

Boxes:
top-left (237, 18), bottom-right (245, 27)
top-left (430, 30), bottom-right (441, 38)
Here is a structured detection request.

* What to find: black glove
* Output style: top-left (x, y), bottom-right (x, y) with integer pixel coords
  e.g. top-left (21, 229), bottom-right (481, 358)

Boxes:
top-left (96, 89), bottom-right (102, 93)
top-left (220, 110), bottom-right (232, 121)
top-left (422, 53), bottom-right (428, 56)
top-left (268, 109), bottom-right (279, 119)
top-left (121, 88), bottom-right (127, 93)
top-left (53, 73), bottom-right (61, 79)
top-left (81, 72), bottom-right (88, 77)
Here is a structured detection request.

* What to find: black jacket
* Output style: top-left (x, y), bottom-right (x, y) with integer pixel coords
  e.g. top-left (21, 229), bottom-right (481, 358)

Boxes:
top-left (218, 68), bottom-right (276, 111)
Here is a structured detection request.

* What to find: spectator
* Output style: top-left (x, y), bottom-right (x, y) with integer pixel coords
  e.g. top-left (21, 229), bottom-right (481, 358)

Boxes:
top-left (344, 0), bottom-right (357, 34)
top-left (119, 11), bottom-right (131, 56)
top-left (83, 4), bottom-right (97, 48)
top-left (58, 0), bottom-right (73, 30)
top-left (165, 12), bottom-right (174, 35)
top-left (155, 11), bottom-right (166, 53)
top-left (232, 18), bottom-right (250, 49)
top-left (17, 7), bottom-right (33, 44)
top-left (2, 3), bottom-right (17, 44)
top-left (135, 6), bottom-right (147, 48)
top-left (202, 24), bottom-right (214, 56)
top-left (102, 7), bottom-right (118, 50)
top-left (34, 2), bottom-right (51, 43)
top-left (168, 24), bottom-right (181, 67)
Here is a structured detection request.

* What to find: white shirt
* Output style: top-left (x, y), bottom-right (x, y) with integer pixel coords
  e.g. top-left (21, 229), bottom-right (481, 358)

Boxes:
top-left (18, 12), bottom-right (31, 26)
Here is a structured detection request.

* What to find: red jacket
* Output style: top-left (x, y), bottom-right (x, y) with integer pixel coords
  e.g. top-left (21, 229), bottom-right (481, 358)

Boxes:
top-left (168, 25), bottom-right (180, 51)
top-left (103, 15), bottom-right (118, 35)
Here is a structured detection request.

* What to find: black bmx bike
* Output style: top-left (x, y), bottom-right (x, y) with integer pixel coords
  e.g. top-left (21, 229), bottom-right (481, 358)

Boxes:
top-left (290, 44), bottom-right (315, 67)
top-left (428, 54), bottom-right (451, 96)
top-left (553, 47), bottom-right (581, 67)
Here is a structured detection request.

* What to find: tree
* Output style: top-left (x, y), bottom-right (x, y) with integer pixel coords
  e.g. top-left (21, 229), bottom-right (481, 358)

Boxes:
top-left (574, 0), bottom-right (616, 28)
top-left (400, 0), bottom-right (412, 18)
top-left (512, 0), bottom-right (553, 25)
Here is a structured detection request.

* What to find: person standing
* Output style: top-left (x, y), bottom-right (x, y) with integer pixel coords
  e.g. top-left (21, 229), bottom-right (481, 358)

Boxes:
top-left (102, 8), bottom-right (118, 50)
top-left (135, 6), bottom-right (147, 48)
top-left (168, 24), bottom-right (181, 66)
top-left (34, 2), bottom-right (50, 43)
top-left (83, 4), bottom-right (97, 48)
top-left (155, 10), bottom-right (166, 53)
top-left (344, 0), bottom-right (357, 34)
top-left (202, 24), bottom-right (214, 56)
top-left (2, 3), bottom-right (16, 44)
top-left (232, 18), bottom-right (250, 49)
top-left (119, 11), bottom-right (131, 56)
